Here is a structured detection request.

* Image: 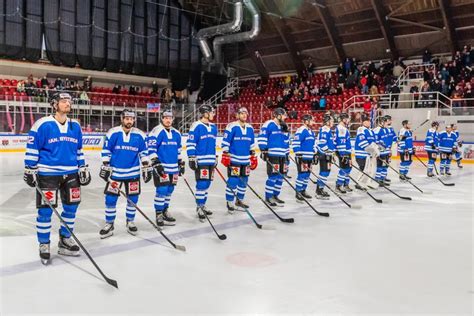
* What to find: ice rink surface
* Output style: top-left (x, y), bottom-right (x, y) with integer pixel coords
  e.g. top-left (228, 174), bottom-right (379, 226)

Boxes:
top-left (0, 151), bottom-right (473, 315)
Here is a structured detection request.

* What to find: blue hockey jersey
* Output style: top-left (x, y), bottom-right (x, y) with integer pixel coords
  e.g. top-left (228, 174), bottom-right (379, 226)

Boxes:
top-left (221, 121), bottom-right (256, 165)
top-left (25, 116), bottom-right (85, 176)
top-left (398, 128), bottom-right (413, 153)
top-left (438, 131), bottom-right (457, 153)
top-left (424, 128), bottom-right (439, 152)
top-left (292, 125), bottom-right (315, 160)
top-left (373, 126), bottom-right (392, 156)
top-left (453, 130), bottom-right (461, 145)
top-left (186, 121), bottom-right (217, 166)
top-left (316, 126), bottom-right (335, 154)
top-left (354, 126), bottom-right (376, 158)
top-left (147, 125), bottom-right (182, 174)
top-left (334, 124), bottom-right (351, 156)
top-left (101, 126), bottom-right (148, 180)
top-left (387, 126), bottom-right (397, 147)
top-left (258, 120), bottom-right (289, 158)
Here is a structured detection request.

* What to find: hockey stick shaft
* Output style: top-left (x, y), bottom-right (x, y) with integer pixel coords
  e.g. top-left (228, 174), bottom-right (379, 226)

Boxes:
top-left (264, 158), bottom-right (329, 217)
top-left (378, 157), bottom-right (424, 193)
top-left (351, 162), bottom-right (412, 200)
top-left (214, 167), bottom-right (263, 229)
top-left (413, 154), bottom-right (455, 186)
top-left (182, 177), bottom-right (227, 240)
top-left (331, 159), bottom-right (383, 203)
top-left (245, 182), bottom-right (294, 223)
top-left (35, 184), bottom-right (118, 289)
top-left (289, 155), bottom-right (353, 209)
top-left (117, 189), bottom-right (186, 252)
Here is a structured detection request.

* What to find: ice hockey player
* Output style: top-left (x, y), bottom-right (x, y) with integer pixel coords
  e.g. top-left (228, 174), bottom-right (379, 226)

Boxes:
top-left (292, 114), bottom-right (316, 202)
top-left (451, 124), bottom-right (463, 168)
top-left (398, 120), bottom-right (414, 181)
top-left (258, 107), bottom-right (289, 207)
top-left (384, 115), bottom-right (397, 183)
top-left (354, 114), bottom-right (378, 189)
top-left (314, 114), bottom-right (335, 199)
top-left (373, 116), bottom-right (392, 186)
top-left (24, 92), bottom-right (91, 264)
top-left (147, 109), bottom-right (184, 226)
top-left (221, 107), bottom-right (258, 213)
top-left (424, 121), bottom-right (440, 177)
top-left (334, 112), bottom-right (353, 193)
top-left (187, 105), bottom-right (217, 221)
top-left (99, 109), bottom-right (150, 238)
top-left (438, 124), bottom-right (457, 175)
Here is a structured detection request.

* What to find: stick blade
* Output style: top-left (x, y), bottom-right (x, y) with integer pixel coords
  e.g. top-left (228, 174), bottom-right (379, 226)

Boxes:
top-left (219, 234), bottom-right (227, 240)
top-left (318, 212), bottom-right (330, 217)
top-left (281, 217), bottom-right (295, 223)
top-left (175, 245), bottom-right (186, 252)
top-left (106, 278), bottom-right (119, 289)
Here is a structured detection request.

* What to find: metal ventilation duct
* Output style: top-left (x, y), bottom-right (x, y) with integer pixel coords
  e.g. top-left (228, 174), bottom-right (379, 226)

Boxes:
top-left (213, 0), bottom-right (260, 65)
top-left (196, 0), bottom-right (244, 62)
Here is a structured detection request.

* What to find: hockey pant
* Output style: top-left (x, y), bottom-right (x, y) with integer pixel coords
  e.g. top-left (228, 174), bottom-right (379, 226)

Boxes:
top-left (36, 174), bottom-right (81, 244)
top-left (317, 154), bottom-right (331, 188)
top-left (226, 176), bottom-right (248, 202)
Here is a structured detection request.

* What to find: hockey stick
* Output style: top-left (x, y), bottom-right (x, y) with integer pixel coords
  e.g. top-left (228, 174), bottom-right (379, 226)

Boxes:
top-left (182, 177), bottom-right (227, 240)
top-left (351, 162), bottom-right (412, 200)
top-left (377, 157), bottom-right (427, 194)
top-left (308, 177), bottom-right (362, 209)
top-left (35, 184), bottom-right (118, 289)
top-left (411, 110), bottom-right (431, 133)
top-left (117, 189), bottom-right (186, 252)
top-left (245, 182), bottom-right (295, 223)
top-left (413, 154), bottom-right (455, 186)
top-left (289, 155), bottom-right (361, 209)
top-left (214, 167), bottom-right (264, 229)
top-left (263, 158), bottom-right (330, 217)
top-left (331, 159), bottom-right (383, 203)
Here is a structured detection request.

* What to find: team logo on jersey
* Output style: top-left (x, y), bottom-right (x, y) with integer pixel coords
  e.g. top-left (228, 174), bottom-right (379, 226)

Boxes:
top-left (128, 181), bottom-right (140, 194)
top-left (69, 187), bottom-right (81, 203)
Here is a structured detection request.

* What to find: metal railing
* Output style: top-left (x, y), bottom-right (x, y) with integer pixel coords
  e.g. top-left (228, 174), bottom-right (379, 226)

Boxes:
top-left (178, 77), bottom-right (239, 133)
top-left (394, 63), bottom-right (436, 88)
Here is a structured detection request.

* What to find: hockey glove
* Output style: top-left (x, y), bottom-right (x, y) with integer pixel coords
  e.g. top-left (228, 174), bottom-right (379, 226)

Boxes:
top-left (142, 167), bottom-right (152, 183)
top-left (79, 165), bottom-right (91, 186)
top-left (312, 154), bottom-right (319, 165)
top-left (221, 152), bottom-right (231, 167)
top-left (99, 163), bottom-right (112, 182)
top-left (341, 155), bottom-right (350, 165)
top-left (189, 156), bottom-right (197, 171)
top-left (250, 154), bottom-right (258, 170)
top-left (151, 158), bottom-right (165, 177)
top-left (178, 159), bottom-right (185, 176)
top-left (295, 153), bottom-right (303, 165)
top-left (24, 166), bottom-right (38, 187)
top-left (260, 150), bottom-right (268, 161)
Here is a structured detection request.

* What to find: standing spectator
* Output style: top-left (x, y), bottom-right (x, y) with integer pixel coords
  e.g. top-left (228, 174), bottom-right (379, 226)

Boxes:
top-left (360, 75), bottom-right (368, 94)
top-left (410, 83), bottom-right (420, 107)
top-left (129, 85), bottom-right (136, 96)
top-left (41, 76), bottom-right (49, 88)
top-left (422, 49), bottom-right (432, 64)
top-left (307, 60), bottom-right (315, 78)
top-left (64, 78), bottom-right (71, 90)
top-left (389, 84), bottom-right (401, 108)
top-left (54, 77), bottom-right (64, 90)
top-left (423, 67), bottom-right (431, 82)
top-left (83, 76), bottom-right (92, 92)
top-left (363, 97), bottom-right (372, 113)
top-left (392, 62), bottom-right (404, 77)
top-left (17, 80), bottom-right (25, 93)
top-left (79, 91), bottom-right (90, 105)
top-left (151, 81), bottom-right (159, 96)
top-left (112, 84), bottom-right (120, 94)
top-left (319, 95), bottom-right (327, 110)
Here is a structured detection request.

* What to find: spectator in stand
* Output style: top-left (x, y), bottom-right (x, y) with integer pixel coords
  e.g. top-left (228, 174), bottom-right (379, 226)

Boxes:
top-left (79, 91), bottom-right (90, 105)
top-left (54, 77), bottom-right (64, 90)
top-left (344, 58), bottom-right (352, 75)
top-left (284, 75), bottom-right (291, 88)
top-left (440, 79), bottom-right (449, 95)
top-left (345, 71), bottom-right (357, 89)
top-left (419, 82), bottom-right (430, 108)
top-left (83, 76), bottom-right (92, 92)
top-left (410, 83), bottom-right (420, 107)
top-left (41, 76), bottom-right (49, 88)
top-left (307, 60), bottom-right (315, 78)
top-left (112, 84), bottom-right (120, 94)
top-left (430, 78), bottom-right (441, 92)
top-left (461, 45), bottom-right (472, 66)
top-left (319, 95), bottom-right (327, 110)
top-left (393, 61), bottom-right (404, 77)
top-left (440, 65), bottom-right (450, 81)
top-left (64, 78), bottom-right (71, 90)
top-left (265, 96), bottom-right (274, 108)
top-left (311, 97), bottom-right (319, 111)
top-left (389, 83), bottom-right (401, 108)
top-left (16, 80), bottom-right (25, 93)
top-left (369, 84), bottom-right (379, 96)
top-left (360, 75), bottom-right (368, 94)
top-left (422, 49), bottom-right (432, 64)
top-left (129, 85), bottom-right (136, 96)
top-left (152, 81), bottom-right (159, 96)
top-left (423, 67), bottom-right (431, 82)
top-left (363, 97), bottom-right (372, 113)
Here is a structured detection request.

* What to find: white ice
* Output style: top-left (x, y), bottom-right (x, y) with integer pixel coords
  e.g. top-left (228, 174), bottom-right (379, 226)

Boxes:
top-left (0, 151), bottom-right (472, 315)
